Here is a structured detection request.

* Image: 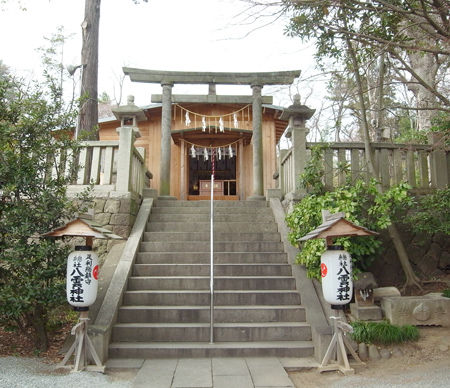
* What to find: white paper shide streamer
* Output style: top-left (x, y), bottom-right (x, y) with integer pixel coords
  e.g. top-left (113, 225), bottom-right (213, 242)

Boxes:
top-left (233, 113), bottom-right (239, 128)
top-left (185, 111), bottom-right (191, 126)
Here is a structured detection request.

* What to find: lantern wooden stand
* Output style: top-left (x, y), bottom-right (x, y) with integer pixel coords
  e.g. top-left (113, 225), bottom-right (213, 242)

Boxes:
top-left (59, 308), bottom-right (104, 372)
top-left (299, 211), bottom-right (378, 375)
top-left (43, 218), bottom-right (122, 373)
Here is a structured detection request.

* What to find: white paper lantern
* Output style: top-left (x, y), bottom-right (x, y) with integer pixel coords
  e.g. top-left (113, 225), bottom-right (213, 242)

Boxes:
top-left (321, 245), bottom-right (353, 306)
top-left (66, 246), bottom-right (99, 309)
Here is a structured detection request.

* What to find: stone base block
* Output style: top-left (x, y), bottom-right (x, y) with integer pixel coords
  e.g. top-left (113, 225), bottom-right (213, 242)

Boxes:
top-left (266, 188), bottom-right (282, 200)
top-left (158, 195), bottom-right (177, 200)
top-left (350, 303), bottom-right (383, 321)
top-left (143, 188), bottom-right (158, 198)
top-left (247, 195), bottom-right (266, 201)
top-left (381, 293), bottom-right (450, 327)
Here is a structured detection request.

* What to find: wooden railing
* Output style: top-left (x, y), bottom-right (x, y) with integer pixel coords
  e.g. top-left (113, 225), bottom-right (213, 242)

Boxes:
top-left (278, 140), bottom-right (449, 197)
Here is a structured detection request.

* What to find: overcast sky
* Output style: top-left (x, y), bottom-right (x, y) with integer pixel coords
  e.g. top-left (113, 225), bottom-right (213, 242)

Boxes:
top-left (0, 0), bottom-right (319, 107)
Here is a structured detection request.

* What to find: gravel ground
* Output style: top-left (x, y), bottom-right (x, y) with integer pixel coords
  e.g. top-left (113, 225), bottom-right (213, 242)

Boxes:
top-left (289, 358), bottom-right (450, 388)
top-left (0, 357), bottom-right (133, 388)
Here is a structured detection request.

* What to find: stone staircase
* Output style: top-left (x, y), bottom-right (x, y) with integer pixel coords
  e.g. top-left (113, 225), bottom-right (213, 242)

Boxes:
top-left (108, 200), bottom-right (314, 358)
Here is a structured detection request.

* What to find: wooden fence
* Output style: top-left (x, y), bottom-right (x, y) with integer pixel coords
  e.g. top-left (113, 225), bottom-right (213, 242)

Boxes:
top-left (279, 141), bottom-right (449, 197)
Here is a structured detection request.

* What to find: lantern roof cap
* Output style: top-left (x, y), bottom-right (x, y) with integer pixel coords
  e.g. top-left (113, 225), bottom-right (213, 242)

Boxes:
top-left (111, 95), bottom-right (146, 122)
top-left (299, 211), bottom-right (377, 242)
top-left (42, 218), bottom-right (123, 240)
top-left (279, 94), bottom-right (315, 121)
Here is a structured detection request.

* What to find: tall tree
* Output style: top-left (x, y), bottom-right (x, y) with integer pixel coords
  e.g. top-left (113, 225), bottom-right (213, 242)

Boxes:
top-left (77, 0), bottom-right (148, 139)
top-left (78, 0), bottom-right (101, 140)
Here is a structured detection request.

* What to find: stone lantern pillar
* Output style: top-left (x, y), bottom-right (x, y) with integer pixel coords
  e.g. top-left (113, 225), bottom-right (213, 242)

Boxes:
top-left (111, 95), bottom-right (145, 193)
top-left (279, 94), bottom-right (315, 197)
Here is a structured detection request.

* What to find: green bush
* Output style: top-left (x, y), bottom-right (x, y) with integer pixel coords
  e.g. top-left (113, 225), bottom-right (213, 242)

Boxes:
top-left (443, 289), bottom-right (450, 298)
top-left (404, 188), bottom-right (450, 236)
top-left (350, 320), bottom-right (419, 345)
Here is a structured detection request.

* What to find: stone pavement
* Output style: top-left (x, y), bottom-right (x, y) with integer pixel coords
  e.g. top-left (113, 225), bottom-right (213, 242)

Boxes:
top-left (107, 357), bottom-right (316, 388)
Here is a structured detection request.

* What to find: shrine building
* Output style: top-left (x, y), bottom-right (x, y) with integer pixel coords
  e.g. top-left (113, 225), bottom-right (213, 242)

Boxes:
top-left (98, 69), bottom-right (301, 200)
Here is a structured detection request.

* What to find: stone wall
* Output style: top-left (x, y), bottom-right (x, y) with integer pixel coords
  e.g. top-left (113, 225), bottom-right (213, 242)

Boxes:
top-left (368, 227), bottom-right (450, 286)
top-left (90, 192), bottom-right (141, 260)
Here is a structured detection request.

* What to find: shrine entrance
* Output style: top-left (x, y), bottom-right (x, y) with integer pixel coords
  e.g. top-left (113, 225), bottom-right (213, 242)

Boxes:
top-left (188, 147), bottom-right (237, 200)
top-left (171, 127), bottom-right (253, 200)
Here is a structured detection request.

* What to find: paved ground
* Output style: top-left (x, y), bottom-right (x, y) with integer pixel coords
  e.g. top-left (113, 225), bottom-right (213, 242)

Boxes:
top-left (111, 357), bottom-right (298, 388)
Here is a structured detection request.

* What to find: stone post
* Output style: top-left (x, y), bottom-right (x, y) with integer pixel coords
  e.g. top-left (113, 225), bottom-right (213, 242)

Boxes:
top-left (111, 96), bottom-right (144, 195)
top-left (160, 82), bottom-right (174, 198)
top-left (115, 127), bottom-right (137, 193)
top-left (279, 95), bottom-right (315, 198)
top-left (428, 133), bottom-right (449, 189)
top-left (249, 84), bottom-right (265, 200)
top-left (279, 149), bottom-right (288, 195)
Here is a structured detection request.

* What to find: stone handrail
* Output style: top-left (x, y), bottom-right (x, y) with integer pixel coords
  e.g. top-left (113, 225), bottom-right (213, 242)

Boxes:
top-left (75, 140), bottom-right (119, 187)
top-left (66, 130), bottom-right (152, 198)
top-left (278, 140), bottom-right (449, 197)
top-left (279, 148), bottom-right (294, 195)
top-left (89, 197), bottom-right (154, 362)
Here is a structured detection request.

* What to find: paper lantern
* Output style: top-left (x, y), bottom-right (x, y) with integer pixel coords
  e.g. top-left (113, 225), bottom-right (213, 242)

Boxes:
top-left (321, 245), bottom-right (353, 306)
top-left (66, 246), bottom-right (99, 309)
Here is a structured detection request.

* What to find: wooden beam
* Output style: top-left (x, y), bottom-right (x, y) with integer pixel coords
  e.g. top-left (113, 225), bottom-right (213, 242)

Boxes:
top-left (123, 68), bottom-right (301, 85)
top-left (151, 94), bottom-right (274, 104)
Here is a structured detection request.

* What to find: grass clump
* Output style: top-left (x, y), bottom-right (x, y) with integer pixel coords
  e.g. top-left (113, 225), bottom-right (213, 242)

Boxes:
top-left (350, 320), bottom-right (419, 345)
top-left (443, 289), bottom-right (450, 298)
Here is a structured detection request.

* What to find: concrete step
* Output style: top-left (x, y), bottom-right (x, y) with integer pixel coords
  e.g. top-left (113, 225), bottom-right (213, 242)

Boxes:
top-left (108, 341), bottom-right (314, 359)
top-left (127, 276), bottom-right (296, 291)
top-left (151, 207), bottom-right (273, 215)
top-left (112, 322), bottom-right (312, 342)
top-left (136, 252), bottom-right (288, 264)
top-left (149, 213), bottom-right (274, 222)
top-left (132, 263), bottom-right (292, 277)
top-left (146, 221), bottom-right (278, 233)
top-left (117, 305), bottom-right (306, 323)
top-left (143, 232), bottom-right (281, 242)
top-left (123, 290), bottom-right (301, 306)
top-left (139, 241), bottom-right (284, 253)
top-left (153, 200), bottom-right (268, 208)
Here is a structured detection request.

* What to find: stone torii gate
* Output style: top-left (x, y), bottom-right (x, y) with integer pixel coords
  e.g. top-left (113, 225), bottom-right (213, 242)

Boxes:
top-left (123, 68), bottom-right (300, 199)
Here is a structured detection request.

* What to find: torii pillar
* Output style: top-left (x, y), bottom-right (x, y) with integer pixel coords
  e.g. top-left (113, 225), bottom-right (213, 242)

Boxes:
top-left (248, 84), bottom-right (265, 200)
top-left (159, 82), bottom-right (174, 199)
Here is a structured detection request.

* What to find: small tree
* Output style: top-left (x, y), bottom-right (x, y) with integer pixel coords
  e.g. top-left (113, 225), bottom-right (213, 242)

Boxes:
top-left (0, 73), bottom-right (85, 352)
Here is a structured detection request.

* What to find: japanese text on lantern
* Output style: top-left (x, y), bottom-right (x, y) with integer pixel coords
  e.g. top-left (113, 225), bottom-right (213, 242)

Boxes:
top-left (336, 253), bottom-right (351, 301)
top-left (85, 255), bottom-right (93, 285)
top-left (69, 255), bottom-right (85, 303)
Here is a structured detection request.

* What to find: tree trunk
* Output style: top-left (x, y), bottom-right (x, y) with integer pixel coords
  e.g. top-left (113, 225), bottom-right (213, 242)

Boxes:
top-left (387, 224), bottom-right (422, 288)
top-left (344, 33), bottom-right (422, 291)
top-left (406, 50), bottom-right (439, 132)
top-left (32, 305), bottom-right (48, 352)
top-left (78, 0), bottom-right (101, 140)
